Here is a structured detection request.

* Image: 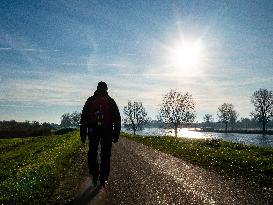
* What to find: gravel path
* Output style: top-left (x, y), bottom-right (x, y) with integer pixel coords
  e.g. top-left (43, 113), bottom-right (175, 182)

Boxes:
top-left (74, 138), bottom-right (271, 205)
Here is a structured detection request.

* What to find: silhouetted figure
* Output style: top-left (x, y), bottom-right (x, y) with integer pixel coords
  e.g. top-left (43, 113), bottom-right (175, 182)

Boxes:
top-left (80, 82), bottom-right (121, 187)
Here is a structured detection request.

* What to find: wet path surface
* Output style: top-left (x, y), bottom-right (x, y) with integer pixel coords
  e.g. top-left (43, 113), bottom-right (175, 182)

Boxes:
top-left (74, 138), bottom-right (271, 205)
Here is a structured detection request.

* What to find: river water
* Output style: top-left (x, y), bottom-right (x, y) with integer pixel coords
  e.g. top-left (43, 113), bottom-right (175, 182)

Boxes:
top-left (123, 127), bottom-right (273, 148)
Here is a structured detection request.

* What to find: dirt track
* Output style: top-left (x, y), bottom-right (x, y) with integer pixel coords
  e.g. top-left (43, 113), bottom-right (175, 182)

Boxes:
top-left (72, 138), bottom-right (272, 205)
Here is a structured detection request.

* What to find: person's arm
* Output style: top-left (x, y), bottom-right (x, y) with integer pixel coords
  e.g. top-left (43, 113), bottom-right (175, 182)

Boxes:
top-left (111, 99), bottom-right (121, 143)
top-left (80, 98), bottom-right (90, 143)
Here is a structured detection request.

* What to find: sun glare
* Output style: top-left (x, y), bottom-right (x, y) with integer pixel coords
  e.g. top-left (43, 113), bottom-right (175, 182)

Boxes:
top-left (171, 42), bottom-right (202, 67)
top-left (166, 39), bottom-right (205, 75)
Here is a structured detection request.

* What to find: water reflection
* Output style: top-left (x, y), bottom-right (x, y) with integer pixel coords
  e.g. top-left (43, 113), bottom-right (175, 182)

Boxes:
top-left (172, 128), bottom-right (211, 139)
top-left (203, 131), bottom-right (273, 148)
top-left (125, 128), bottom-right (273, 148)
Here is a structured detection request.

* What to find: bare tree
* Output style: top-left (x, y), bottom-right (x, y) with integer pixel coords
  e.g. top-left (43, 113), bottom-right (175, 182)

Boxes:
top-left (60, 111), bottom-right (81, 128)
top-left (251, 88), bottom-right (273, 133)
top-left (203, 114), bottom-right (214, 128)
top-left (70, 111), bottom-right (81, 127)
top-left (217, 103), bottom-right (238, 132)
top-left (230, 110), bottom-right (239, 130)
top-left (60, 113), bottom-right (73, 128)
top-left (159, 90), bottom-right (195, 137)
top-left (123, 101), bottom-right (148, 135)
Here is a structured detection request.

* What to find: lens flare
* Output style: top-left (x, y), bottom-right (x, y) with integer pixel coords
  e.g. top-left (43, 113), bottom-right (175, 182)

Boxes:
top-left (165, 38), bottom-right (205, 76)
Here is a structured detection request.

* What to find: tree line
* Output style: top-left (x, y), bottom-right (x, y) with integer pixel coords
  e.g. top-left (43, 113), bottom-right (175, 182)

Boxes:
top-left (123, 89), bottom-right (196, 137)
top-left (2, 88), bottom-right (271, 138)
top-left (58, 88), bottom-right (273, 137)
top-left (202, 89), bottom-right (273, 134)
top-left (0, 120), bottom-right (59, 138)
top-left (123, 88), bottom-right (273, 136)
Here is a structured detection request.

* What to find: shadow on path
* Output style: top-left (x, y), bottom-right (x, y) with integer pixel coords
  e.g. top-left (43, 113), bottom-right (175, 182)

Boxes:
top-left (71, 176), bottom-right (111, 205)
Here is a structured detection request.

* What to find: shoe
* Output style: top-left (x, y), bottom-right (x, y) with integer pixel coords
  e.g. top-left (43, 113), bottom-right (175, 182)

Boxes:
top-left (92, 176), bottom-right (98, 186)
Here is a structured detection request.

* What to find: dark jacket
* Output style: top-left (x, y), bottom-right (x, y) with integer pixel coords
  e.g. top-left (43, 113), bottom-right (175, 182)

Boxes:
top-left (80, 90), bottom-right (121, 142)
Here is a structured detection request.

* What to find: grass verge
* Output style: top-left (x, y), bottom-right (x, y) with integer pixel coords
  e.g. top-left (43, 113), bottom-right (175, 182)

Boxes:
top-left (0, 131), bottom-right (82, 204)
top-left (122, 132), bottom-right (273, 195)
top-left (48, 142), bottom-right (88, 204)
top-left (0, 137), bottom-right (33, 152)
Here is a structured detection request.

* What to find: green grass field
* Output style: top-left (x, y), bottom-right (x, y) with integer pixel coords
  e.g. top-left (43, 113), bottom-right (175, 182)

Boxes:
top-left (0, 137), bottom-right (34, 152)
top-left (0, 131), bottom-right (82, 204)
top-left (122, 132), bottom-right (273, 194)
top-left (2, 130), bottom-right (272, 203)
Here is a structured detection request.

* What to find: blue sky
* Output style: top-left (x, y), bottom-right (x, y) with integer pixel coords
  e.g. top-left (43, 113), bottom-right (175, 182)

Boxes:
top-left (0, 0), bottom-right (273, 123)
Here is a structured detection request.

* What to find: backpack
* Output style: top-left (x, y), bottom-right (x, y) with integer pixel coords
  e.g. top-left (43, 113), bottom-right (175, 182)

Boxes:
top-left (87, 96), bottom-right (113, 127)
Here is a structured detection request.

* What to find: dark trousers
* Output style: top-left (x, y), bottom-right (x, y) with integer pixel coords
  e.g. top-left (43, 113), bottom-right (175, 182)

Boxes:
top-left (88, 128), bottom-right (112, 182)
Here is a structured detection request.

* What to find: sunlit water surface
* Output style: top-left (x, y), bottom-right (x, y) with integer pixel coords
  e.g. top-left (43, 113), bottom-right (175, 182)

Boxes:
top-left (123, 128), bottom-right (273, 148)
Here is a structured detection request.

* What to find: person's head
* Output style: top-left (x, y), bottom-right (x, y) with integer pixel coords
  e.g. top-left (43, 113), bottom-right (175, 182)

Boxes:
top-left (97, 81), bottom-right (108, 92)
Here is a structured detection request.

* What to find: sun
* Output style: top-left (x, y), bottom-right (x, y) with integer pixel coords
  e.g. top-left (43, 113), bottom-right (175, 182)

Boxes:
top-left (165, 39), bottom-right (204, 75)
top-left (171, 41), bottom-right (202, 67)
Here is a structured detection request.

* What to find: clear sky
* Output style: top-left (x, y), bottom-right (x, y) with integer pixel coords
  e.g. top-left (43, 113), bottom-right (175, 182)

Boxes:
top-left (0, 0), bottom-right (273, 123)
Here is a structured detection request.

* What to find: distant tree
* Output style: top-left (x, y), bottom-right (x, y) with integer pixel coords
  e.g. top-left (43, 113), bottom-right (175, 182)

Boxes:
top-left (159, 90), bottom-right (195, 137)
top-left (0, 120), bottom-right (53, 138)
top-left (203, 114), bottom-right (214, 128)
top-left (250, 88), bottom-right (273, 133)
top-left (32, 121), bottom-right (40, 128)
top-left (70, 111), bottom-right (81, 127)
top-left (217, 103), bottom-right (238, 132)
top-left (50, 123), bottom-right (60, 129)
top-left (123, 101), bottom-right (148, 135)
top-left (145, 118), bottom-right (164, 128)
top-left (230, 110), bottom-right (239, 130)
top-left (60, 112), bottom-right (81, 128)
top-left (60, 113), bottom-right (73, 128)
top-left (239, 117), bottom-right (251, 129)
top-left (41, 122), bottom-right (51, 129)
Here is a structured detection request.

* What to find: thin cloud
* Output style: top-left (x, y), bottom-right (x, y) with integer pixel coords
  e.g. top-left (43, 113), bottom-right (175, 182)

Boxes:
top-left (0, 47), bottom-right (59, 52)
top-left (127, 53), bottom-right (137, 56)
top-left (18, 48), bottom-right (60, 52)
top-left (0, 104), bottom-right (39, 108)
top-left (103, 63), bottom-right (126, 67)
top-left (62, 62), bottom-right (126, 68)
top-left (61, 62), bottom-right (96, 66)
top-left (0, 47), bottom-right (12, 50)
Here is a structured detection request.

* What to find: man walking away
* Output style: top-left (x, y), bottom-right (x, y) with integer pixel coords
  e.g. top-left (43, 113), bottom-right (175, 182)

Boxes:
top-left (80, 81), bottom-right (121, 187)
